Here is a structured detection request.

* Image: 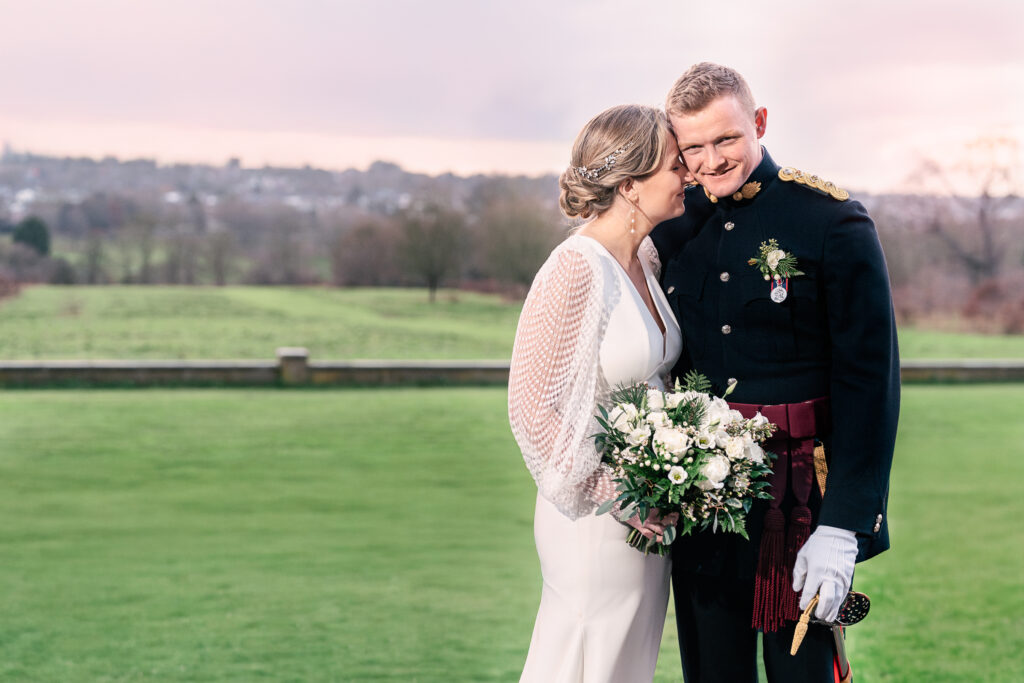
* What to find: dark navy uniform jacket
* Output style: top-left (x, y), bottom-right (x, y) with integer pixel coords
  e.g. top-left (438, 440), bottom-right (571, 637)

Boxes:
top-left (651, 149), bottom-right (900, 575)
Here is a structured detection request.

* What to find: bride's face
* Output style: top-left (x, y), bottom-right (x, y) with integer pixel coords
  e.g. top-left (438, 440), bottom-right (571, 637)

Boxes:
top-left (634, 131), bottom-right (689, 225)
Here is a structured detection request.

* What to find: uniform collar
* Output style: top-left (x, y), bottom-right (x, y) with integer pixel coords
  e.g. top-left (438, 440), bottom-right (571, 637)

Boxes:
top-left (703, 147), bottom-right (779, 207)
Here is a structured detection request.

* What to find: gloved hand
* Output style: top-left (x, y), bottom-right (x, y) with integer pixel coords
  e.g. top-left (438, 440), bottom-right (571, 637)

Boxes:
top-left (792, 525), bottom-right (857, 622)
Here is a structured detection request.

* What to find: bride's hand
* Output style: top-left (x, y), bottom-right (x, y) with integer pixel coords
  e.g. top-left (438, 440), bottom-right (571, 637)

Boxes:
top-left (624, 508), bottom-right (679, 543)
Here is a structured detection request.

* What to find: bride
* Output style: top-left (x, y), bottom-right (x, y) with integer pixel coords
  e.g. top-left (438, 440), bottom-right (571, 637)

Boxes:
top-left (508, 104), bottom-right (690, 683)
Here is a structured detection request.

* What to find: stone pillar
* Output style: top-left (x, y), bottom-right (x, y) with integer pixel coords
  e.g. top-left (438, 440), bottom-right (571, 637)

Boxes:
top-left (277, 347), bottom-right (310, 385)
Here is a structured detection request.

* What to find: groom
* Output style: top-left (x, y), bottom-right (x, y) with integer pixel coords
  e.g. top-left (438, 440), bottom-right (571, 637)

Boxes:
top-left (652, 63), bottom-right (900, 682)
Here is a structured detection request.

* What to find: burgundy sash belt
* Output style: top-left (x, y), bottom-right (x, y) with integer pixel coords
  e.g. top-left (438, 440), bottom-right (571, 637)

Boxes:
top-left (729, 396), bottom-right (830, 633)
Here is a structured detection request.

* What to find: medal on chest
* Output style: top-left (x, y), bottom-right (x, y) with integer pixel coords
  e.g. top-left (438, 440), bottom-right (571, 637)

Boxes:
top-left (770, 280), bottom-right (789, 303)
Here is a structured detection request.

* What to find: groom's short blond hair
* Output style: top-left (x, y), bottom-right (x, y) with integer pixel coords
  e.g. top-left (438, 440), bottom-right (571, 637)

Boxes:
top-left (666, 62), bottom-right (757, 116)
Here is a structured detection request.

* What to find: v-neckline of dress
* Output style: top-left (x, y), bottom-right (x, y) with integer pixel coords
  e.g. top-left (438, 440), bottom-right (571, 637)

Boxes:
top-left (576, 234), bottom-right (669, 359)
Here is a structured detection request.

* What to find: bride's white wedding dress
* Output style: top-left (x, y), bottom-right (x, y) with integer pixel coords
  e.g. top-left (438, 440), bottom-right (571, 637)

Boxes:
top-left (509, 234), bottom-right (682, 683)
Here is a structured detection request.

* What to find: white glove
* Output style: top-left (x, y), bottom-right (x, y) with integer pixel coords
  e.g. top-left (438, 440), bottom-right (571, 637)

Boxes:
top-left (792, 525), bottom-right (857, 622)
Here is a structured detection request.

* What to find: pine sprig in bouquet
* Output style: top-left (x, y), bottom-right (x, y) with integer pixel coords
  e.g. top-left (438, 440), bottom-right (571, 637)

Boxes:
top-left (594, 371), bottom-right (777, 555)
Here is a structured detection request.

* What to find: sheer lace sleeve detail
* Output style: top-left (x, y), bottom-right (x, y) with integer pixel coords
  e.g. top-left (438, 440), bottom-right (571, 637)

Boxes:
top-left (508, 239), bottom-right (618, 519)
top-left (638, 236), bottom-right (662, 280)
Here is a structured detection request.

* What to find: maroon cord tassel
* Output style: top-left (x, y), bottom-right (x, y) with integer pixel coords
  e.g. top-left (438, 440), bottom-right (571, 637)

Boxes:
top-left (784, 505), bottom-right (813, 622)
top-left (752, 507), bottom-right (787, 632)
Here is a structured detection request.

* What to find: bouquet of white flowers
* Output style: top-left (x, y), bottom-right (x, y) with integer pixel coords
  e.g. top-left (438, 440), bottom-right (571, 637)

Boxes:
top-left (594, 371), bottom-right (777, 555)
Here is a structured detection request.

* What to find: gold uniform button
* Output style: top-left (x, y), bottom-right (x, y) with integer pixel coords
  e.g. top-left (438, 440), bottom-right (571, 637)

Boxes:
top-left (720, 272), bottom-right (730, 282)
top-left (724, 221), bottom-right (735, 231)
top-left (721, 324), bottom-right (732, 335)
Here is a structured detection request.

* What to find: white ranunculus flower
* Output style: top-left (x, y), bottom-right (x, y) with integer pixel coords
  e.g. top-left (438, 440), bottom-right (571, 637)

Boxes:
top-left (626, 426), bottom-right (651, 447)
top-left (653, 427), bottom-right (690, 455)
top-left (646, 389), bottom-right (665, 411)
top-left (668, 466), bottom-right (688, 485)
top-left (701, 454), bottom-right (731, 489)
top-left (725, 437), bottom-right (746, 460)
top-left (743, 442), bottom-right (766, 464)
top-left (646, 410), bottom-right (672, 429)
top-left (766, 249), bottom-right (786, 269)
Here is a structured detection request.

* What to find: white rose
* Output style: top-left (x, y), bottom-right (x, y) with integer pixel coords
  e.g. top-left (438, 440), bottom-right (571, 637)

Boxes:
top-left (646, 410), bottom-right (671, 429)
top-left (646, 389), bottom-right (665, 411)
top-left (743, 442), bottom-right (766, 464)
top-left (608, 406), bottom-right (630, 433)
top-left (766, 249), bottom-right (786, 269)
top-left (653, 427), bottom-right (690, 455)
top-left (700, 454), bottom-right (731, 489)
top-left (724, 437), bottom-right (746, 460)
top-left (668, 466), bottom-right (688, 485)
top-left (626, 426), bottom-right (651, 447)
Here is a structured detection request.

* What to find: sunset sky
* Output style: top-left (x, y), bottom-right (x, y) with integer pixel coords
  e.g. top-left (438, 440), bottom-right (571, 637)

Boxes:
top-left (1, 0), bottom-right (1021, 193)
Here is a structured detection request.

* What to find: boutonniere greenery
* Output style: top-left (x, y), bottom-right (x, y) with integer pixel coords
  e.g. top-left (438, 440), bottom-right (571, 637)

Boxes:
top-left (747, 239), bottom-right (804, 282)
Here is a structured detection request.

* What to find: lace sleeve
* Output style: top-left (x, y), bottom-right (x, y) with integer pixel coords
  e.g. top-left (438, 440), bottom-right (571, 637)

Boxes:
top-left (508, 241), bottom-right (618, 519)
top-left (638, 235), bottom-right (662, 279)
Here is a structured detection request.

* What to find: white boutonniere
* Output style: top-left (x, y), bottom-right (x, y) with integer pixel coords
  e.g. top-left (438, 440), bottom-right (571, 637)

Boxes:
top-left (747, 239), bottom-right (804, 303)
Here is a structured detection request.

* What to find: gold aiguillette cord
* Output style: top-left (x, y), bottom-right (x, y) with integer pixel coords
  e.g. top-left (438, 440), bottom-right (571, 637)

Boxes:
top-left (790, 594), bottom-right (819, 656)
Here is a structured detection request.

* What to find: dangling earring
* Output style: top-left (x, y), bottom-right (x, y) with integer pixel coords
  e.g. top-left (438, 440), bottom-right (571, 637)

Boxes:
top-left (629, 204), bottom-right (636, 234)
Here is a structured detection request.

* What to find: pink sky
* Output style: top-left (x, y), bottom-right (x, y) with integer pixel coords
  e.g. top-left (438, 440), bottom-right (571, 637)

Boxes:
top-left (1, 0), bottom-right (1021, 193)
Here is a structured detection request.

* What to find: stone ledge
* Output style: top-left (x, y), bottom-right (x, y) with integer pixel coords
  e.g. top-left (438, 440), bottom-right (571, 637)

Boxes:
top-left (1, 355), bottom-right (1022, 388)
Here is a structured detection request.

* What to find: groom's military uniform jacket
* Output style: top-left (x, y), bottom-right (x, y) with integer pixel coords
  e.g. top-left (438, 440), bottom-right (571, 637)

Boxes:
top-left (651, 149), bottom-right (900, 578)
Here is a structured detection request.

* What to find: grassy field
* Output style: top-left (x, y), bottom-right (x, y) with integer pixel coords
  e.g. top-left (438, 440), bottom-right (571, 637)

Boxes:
top-left (0, 386), bottom-right (1021, 681)
top-left (1, 285), bottom-right (1023, 360)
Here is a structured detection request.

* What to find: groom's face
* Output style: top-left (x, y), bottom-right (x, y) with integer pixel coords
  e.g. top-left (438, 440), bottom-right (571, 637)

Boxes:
top-left (669, 94), bottom-right (766, 199)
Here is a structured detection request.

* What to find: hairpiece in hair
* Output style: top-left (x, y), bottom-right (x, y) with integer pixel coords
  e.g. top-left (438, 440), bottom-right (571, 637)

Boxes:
top-left (575, 143), bottom-right (630, 181)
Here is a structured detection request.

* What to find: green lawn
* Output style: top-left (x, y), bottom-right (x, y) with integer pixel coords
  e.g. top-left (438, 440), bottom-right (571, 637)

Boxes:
top-left (2, 285), bottom-right (1023, 361)
top-left (0, 286), bottom-right (521, 361)
top-left (0, 386), bottom-right (1021, 681)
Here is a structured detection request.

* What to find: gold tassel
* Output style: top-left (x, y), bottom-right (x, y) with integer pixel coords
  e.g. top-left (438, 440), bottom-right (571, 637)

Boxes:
top-left (790, 594), bottom-right (819, 656)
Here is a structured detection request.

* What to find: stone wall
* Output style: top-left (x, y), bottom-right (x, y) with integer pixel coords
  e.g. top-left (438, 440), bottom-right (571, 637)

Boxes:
top-left (1, 350), bottom-right (1022, 388)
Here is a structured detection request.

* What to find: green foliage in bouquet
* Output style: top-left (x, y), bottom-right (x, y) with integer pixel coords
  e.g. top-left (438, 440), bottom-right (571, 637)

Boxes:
top-left (594, 374), bottom-right (777, 555)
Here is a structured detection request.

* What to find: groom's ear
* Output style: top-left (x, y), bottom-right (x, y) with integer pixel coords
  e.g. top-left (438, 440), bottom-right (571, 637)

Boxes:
top-left (754, 107), bottom-right (768, 138)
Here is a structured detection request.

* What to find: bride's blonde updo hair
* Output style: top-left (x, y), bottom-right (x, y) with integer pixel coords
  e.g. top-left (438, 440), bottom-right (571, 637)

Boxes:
top-left (558, 104), bottom-right (671, 219)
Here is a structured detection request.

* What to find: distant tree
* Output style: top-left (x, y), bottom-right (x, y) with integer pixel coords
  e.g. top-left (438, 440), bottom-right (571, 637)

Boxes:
top-left (328, 217), bottom-right (403, 287)
top-left (12, 216), bottom-right (51, 256)
top-left (163, 229), bottom-right (199, 282)
top-left (477, 197), bottom-right (561, 293)
top-left (83, 230), bottom-right (106, 284)
top-left (204, 229), bottom-right (236, 286)
top-left (398, 204), bottom-right (466, 302)
top-left (906, 136), bottom-right (1021, 284)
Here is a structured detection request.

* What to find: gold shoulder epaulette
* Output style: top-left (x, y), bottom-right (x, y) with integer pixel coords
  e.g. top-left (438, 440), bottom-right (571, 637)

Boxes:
top-left (778, 167), bottom-right (850, 201)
